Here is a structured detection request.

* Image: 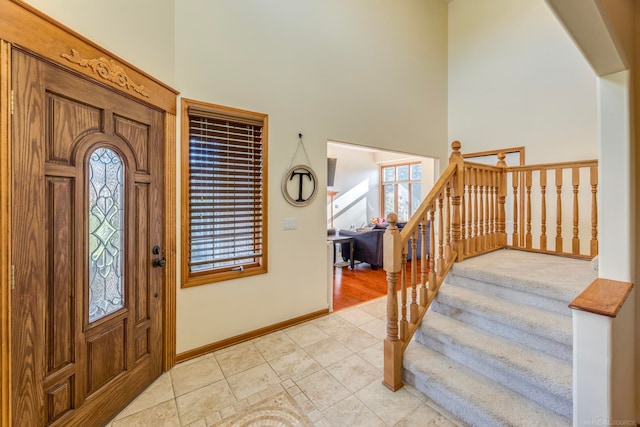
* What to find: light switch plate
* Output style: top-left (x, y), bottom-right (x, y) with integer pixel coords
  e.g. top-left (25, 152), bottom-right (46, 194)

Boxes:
top-left (282, 218), bottom-right (297, 230)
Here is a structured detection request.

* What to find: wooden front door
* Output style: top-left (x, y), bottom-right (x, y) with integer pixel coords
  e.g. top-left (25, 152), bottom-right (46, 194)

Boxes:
top-left (11, 49), bottom-right (165, 426)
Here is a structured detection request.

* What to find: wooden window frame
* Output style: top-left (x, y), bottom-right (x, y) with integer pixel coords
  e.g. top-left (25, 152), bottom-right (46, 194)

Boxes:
top-left (181, 98), bottom-right (268, 288)
top-left (380, 161), bottom-right (422, 222)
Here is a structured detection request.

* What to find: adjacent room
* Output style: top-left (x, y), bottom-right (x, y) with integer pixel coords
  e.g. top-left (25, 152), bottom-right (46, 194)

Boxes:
top-left (326, 141), bottom-right (437, 310)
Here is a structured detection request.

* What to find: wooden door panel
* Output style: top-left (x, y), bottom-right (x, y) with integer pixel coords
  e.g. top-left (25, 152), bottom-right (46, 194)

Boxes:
top-left (45, 177), bottom-right (75, 373)
top-left (86, 320), bottom-right (126, 394)
top-left (47, 379), bottom-right (73, 422)
top-left (135, 184), bottom-right (150, 324)
top-left (12, 49), bottom-right (164, 426)
top-left (47, 94), bottom-right (102, 164)
top-left (115, 116), bottom-right (150, 173)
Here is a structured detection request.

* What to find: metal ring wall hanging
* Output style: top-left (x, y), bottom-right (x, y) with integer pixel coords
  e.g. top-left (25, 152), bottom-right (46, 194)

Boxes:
top-left (282, 133), bottom-right (318, 207)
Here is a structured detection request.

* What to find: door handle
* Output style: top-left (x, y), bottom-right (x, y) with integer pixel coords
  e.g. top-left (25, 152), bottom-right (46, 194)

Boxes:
top-left (152, 257), bottom-right (166, 268)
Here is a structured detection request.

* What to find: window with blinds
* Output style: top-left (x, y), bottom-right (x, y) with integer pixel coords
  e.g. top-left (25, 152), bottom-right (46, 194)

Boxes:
top-left (181, 99), bottom-right (268, 287)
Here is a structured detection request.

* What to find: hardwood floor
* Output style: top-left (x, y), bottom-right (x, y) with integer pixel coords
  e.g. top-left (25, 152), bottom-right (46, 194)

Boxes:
top-left (332, 263), bottom-right (387, 311)
top-left (332, 260), bottom-right (427, 311)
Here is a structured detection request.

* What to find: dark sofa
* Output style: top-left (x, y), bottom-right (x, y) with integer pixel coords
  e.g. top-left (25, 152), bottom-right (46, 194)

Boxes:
top-left (339, 222), bottom-right (429, 270)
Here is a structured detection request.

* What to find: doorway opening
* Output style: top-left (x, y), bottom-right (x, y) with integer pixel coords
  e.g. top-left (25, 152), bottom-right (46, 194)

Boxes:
top-left (326, 140), bottom-right (437, 311)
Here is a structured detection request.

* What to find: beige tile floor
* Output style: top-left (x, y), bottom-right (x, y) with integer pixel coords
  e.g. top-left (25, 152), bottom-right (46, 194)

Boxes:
top-left (106, 297), bottom-right (462, 426)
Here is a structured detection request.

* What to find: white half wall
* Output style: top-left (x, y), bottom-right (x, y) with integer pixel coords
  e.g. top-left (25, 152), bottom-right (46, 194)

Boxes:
top-left (573, 291), bottom-right (636, 427)
top-left (448, 0), bottom-right (598, 164)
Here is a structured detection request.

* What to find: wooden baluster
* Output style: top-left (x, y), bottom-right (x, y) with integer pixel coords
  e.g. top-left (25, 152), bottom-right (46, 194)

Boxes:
top-left (526, 170), bottom-right (532, 249)
top-left (428, 206), bottom-right (436, 290)
top-left (484, 171), bottom-right (492, 251)
top-left (493, 171), bottom-right (499, 247)
top-left (445, 185), bottom-right (451, 258)
top-left (483, 171), bottom-right (491, 247)
top-left (437, 190), bottom-right (444, 274)
top-left (486, 171), bottom-right (492, 248)
top-left (466, 169), bottom-right (472, 253)
top-left (555, 168), bottom-right (563, 253)
top-left (410, 231), bottom-right (418, 324)
top-left (462, 167), bottom-right (469, 256)
top-left (572, 167), bottom-right (580, 255)
top-left (512, 170), bottom-right (519, 247)
top-left (400, 246), bottom-right (408, 342)
top-left (496, 152), bottom-right (507, 247)
top-left (474, 169), bottom-right (480, 252)
top-left (420, 218), bottom-right (428, 307)
top-left (383, 213), bottom-right (402, 391)
top-left (479, 170), bottom-right (485, 251)
top-left (484, 170), bottom-right (490, 249)
top-left (590, 166), bottom-right (598, 256)
top-left (452, 182), bottom-right (463, 260)
top-left (540, 169), bottom-right (547, 251)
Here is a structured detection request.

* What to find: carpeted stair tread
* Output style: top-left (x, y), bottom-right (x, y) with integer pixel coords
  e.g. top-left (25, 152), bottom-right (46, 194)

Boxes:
top-left (450, 249), bottom-right (595, 304)
top-left (416, 311), bottom-right (572, 405)
top-left (434, 284), bottom-right (572, 347)
top-left (403, 342), bottom-right (571, 427)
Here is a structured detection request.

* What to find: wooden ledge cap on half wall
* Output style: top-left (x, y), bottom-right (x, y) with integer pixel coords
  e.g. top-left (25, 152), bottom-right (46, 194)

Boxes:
top-left (569, 278), bottom-right (634, 318)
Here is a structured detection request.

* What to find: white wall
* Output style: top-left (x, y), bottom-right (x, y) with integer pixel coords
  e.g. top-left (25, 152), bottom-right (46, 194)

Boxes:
top-left (24, 0), bottom-right (176, 85)
top-left (174, 0), bottom-right (448, 352)
top-left (448, 0), bottom-right (598, 164)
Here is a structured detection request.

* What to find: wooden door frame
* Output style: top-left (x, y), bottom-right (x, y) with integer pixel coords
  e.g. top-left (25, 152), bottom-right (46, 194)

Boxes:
top-left (0, 1), bottom-right (178, 424)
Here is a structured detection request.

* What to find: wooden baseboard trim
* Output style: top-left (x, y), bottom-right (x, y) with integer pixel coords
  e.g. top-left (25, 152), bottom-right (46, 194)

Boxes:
top-left (176, 309), bottom-right (330, 363)
top-left (569, 278), bottom-right (634, 318)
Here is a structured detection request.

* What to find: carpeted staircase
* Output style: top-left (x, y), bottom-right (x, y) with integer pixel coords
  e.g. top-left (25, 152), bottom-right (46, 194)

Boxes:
top-left (403, 249), bottom-right (597, 427)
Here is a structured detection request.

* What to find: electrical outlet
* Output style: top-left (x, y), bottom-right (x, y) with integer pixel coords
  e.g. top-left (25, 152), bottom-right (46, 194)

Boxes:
top-left (282, 218), bottom-right (297, 230)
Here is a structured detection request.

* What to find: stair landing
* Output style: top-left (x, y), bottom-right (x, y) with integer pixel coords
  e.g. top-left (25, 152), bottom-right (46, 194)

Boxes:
top-left (452, 249), bottom-right (596, 308)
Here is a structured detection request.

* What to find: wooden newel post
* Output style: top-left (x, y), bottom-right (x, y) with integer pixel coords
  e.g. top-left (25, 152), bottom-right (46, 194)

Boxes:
top-left (496, 152), bottom-right (507, 247)
top-left (449, 141), bottom-right (464, 261)
top-left (383, 213), bottom-right (403, 391)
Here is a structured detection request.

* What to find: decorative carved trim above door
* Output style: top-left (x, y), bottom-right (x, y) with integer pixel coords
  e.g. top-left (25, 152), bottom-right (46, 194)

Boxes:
top-left (61, 48), bottom-right (150, 98)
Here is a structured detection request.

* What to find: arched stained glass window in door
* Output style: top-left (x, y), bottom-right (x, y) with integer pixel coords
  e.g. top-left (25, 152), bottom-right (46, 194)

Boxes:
top-left (88, 147), bottom-right (125, 322)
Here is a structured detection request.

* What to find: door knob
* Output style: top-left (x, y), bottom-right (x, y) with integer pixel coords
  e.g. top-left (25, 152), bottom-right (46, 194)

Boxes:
top-left (153, 257), bottom-right (166, 268)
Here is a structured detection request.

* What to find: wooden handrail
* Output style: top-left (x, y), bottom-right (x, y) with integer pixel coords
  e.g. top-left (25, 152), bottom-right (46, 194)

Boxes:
top-left (382, 141), bottom-right (599, 391)
top-left (506, 159), bottom-right (597, 171)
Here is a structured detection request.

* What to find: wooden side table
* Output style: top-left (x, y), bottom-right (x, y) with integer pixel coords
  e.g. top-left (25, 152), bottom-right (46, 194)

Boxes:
top-left (327, 234), bottom-right (355, 269)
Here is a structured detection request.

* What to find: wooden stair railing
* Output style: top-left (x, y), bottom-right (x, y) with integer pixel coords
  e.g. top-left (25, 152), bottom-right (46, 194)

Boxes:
top-left (506, 160), bottom-right (598, 259)
top-left (383, 141), bottom-right (466, 391)
top-left (382, 141), bottom-right (598, 391)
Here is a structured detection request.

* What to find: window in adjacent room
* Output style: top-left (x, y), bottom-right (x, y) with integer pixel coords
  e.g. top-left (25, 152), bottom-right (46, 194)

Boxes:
top-left (381, 162), bottom-right (422, 221)
top-left (181, 98), bottom-right (268, 287)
